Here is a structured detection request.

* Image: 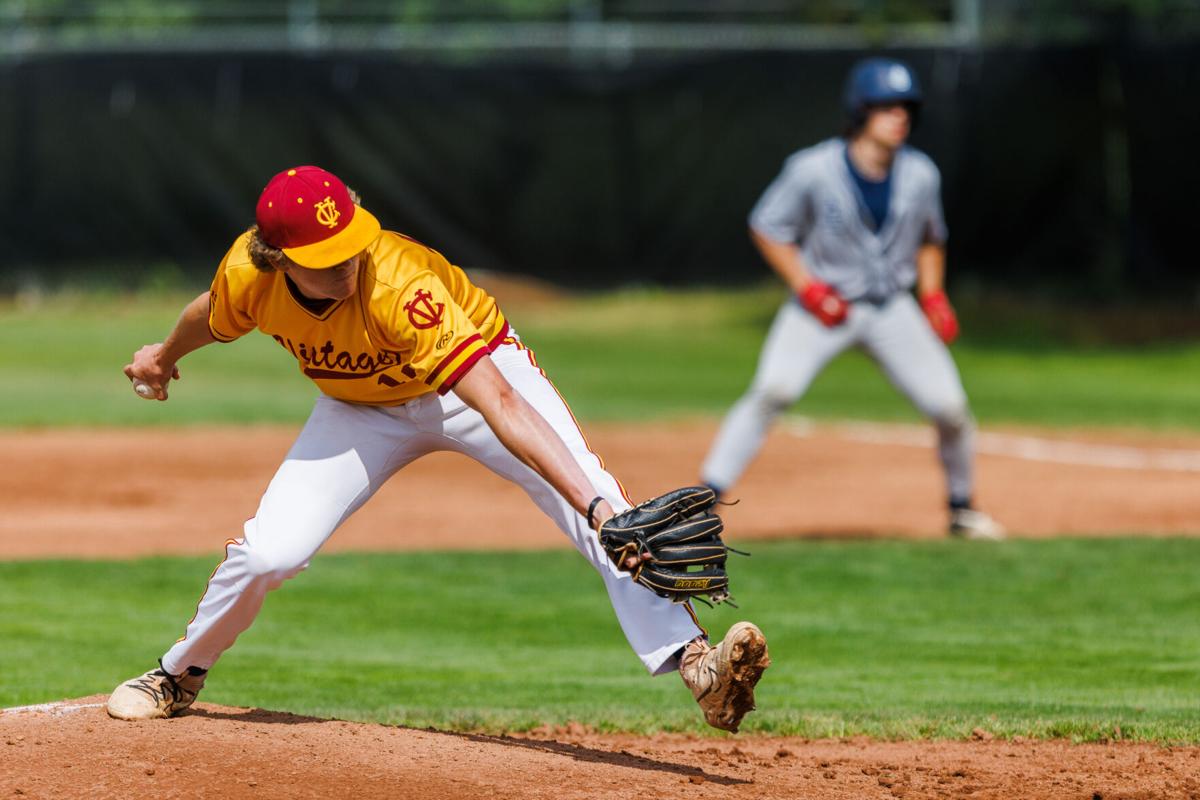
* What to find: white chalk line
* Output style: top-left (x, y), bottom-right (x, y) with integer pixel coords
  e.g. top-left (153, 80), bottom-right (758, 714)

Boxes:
top-left (2, 701), bottom-right (104, 716)
top-left (783, 418), bottom-right (1200, 473)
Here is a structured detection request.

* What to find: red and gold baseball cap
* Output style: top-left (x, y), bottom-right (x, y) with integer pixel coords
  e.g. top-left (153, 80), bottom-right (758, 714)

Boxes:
top-left (255, 166), bottom-right (381, 269)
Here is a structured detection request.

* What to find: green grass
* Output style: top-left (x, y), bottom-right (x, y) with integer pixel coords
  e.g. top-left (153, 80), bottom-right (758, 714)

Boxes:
top-left (0, 291), bottom-right (319, 425)
top-left (3, 539), bottom-right (1199, 742)
top-left (1, 287), bottom-right (1198, 428)
top-left (519, 289), bottom-right (1200, 428)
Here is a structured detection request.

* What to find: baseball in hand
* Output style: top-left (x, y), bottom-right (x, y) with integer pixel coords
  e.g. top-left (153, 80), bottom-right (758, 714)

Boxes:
top-left (132, 380), bottom-right (155, 399)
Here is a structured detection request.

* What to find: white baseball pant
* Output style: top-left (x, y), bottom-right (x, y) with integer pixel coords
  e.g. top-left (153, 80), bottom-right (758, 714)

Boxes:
top-left (161, 337), bottom-right (703, 677)
top-left (702, 293), bottom-right (975, 503)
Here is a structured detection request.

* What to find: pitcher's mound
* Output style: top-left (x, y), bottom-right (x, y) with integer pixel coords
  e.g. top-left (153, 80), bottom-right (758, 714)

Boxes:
top-left (3, 697), bottom-right (1197, 799)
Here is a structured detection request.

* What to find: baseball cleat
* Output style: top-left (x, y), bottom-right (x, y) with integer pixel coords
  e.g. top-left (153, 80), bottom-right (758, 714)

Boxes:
top-left (106, 662), bottom-right (207, 720)
top-left (679, 621), bottom-right (770, 733)
top-left (949, 508), bottom-right (1006, 541)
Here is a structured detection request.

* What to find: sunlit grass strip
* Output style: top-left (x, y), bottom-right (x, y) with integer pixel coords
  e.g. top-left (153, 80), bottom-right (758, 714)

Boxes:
top-left (3, 538), bottom-right (1198, 741)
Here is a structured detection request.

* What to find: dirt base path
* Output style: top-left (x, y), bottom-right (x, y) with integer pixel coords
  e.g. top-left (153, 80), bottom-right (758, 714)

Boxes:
top-left (1, 421), bottom-right (1196, 559)
top-left (3, 700), bottom-right (1198, 800)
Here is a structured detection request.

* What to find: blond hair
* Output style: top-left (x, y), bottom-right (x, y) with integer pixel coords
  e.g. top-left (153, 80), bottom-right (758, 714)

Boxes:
top-left (246, 225), bottom-right (289, 273)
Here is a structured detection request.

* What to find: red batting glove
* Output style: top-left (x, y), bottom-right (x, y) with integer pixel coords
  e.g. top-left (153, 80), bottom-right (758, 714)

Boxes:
top-left (920, 289), bottom-right (960, 344)
top-left (798, 281), bottom-right (849, 327)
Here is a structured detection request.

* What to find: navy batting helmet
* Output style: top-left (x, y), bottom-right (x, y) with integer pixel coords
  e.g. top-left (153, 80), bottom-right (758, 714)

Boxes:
top-left (843, 58), bottom-right (922, 123)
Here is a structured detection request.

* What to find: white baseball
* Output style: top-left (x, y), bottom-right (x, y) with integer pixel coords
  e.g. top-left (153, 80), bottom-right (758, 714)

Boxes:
top-left (132, 380), bottom-right (155, 399)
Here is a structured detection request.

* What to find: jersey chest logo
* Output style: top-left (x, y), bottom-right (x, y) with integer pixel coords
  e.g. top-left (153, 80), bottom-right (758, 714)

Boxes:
top-left (404, 288), bottom-right (445, 330)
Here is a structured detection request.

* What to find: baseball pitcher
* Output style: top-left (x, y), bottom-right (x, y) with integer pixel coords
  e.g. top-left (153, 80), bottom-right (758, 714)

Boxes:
top-left (702, 58), bottom-right (1003, 540)
top-left (107, 166), bottom-right (769, 732)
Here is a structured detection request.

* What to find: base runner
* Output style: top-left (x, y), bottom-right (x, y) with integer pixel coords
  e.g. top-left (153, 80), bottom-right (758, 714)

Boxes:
top-left (108, 166), bottom-right (769, 732)
top-left (702, 58), bottom-right (1003, 540)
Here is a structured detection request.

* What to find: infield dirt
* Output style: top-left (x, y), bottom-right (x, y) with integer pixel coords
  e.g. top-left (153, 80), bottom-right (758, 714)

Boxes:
top-left (1, 422), bottom-right (1197, 559)
top-left (3, 423), bottom-right (1199, 798)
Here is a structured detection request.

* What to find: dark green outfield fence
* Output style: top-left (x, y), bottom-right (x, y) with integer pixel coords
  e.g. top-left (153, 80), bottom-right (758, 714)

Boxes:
top-left (0, 43), bottom-right (1195, 295)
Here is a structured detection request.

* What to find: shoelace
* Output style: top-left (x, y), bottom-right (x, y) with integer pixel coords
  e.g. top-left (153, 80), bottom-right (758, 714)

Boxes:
top-left (128, 669), bottom-right (183, 705)
top-left (681, 642), bottom-right (722, 697)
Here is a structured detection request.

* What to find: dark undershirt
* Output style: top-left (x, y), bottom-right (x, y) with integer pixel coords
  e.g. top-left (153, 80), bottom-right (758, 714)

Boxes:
top-left (844, 146), bottom-right (892, 232)
top-left (285, 274), bottom-right (337, 315)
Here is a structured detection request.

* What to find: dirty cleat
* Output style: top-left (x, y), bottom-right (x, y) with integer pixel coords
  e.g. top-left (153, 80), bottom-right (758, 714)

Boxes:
top-left (106, 662), bottom-right (207, 720)
top-left (949, 508), bottom-right (1006, 541)
top-left (679, 621), bottom-right (770, 732)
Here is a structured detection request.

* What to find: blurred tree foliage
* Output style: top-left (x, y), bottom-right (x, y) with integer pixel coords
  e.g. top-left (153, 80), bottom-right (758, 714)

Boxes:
top-left (2, 0), bottom-right (1190, 30)
top-left (2, 0), bottom-right (1197, 40)
top-left (983, 0), bottom-right (1200, 37)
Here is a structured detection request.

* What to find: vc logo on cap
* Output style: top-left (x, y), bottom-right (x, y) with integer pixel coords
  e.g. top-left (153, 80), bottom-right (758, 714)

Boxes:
top-left (314, 196), bottom-right (341, 229)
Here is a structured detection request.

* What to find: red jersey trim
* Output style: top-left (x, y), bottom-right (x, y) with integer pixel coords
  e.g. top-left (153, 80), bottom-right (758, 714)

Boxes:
top-left (487, 320), bottom-right (510, 351)
top-left (207, 294), bottom-right (243, 343)
top-left (208, 323), bottom-right (240, 343)
top-left (436, 346), bottom-right (489, 395)
top-left (426, 333), bottom-right (485, 385)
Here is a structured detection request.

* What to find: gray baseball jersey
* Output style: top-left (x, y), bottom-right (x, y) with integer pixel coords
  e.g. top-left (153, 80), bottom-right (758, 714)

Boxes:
top-left (749, 138), bottom-right (947, 303)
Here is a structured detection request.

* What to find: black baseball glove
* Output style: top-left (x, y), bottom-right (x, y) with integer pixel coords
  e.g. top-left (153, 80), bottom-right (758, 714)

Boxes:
top-left (596, 486), bottom-right (744, 606)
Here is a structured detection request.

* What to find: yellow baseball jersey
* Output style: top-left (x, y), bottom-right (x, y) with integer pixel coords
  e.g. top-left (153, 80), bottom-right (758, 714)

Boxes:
top-left (208, 229), bottom-right (509, 405)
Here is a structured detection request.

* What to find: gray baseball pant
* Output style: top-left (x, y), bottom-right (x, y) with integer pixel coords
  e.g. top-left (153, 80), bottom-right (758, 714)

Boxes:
top-left (702, 293), bottom-right (974, 505)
